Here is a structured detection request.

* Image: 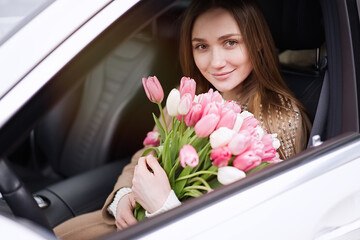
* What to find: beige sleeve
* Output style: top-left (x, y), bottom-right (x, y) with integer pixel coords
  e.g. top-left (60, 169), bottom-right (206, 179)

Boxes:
top-left (102, 107), bottom-right (172, 224)
top-left (102, 148), bottom-right (145, 224)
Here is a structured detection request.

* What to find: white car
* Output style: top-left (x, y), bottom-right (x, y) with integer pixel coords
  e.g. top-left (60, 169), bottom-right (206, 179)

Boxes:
top-left (0, 0), bottom-right (359, 239)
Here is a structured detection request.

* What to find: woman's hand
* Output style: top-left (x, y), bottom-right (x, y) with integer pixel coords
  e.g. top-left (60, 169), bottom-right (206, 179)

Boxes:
top-left (132, 155), bottom-right (171, 214)
top-left (115, 192), bottom-right (137, 230)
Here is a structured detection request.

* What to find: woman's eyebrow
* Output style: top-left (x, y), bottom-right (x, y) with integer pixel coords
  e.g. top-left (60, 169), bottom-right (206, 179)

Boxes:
top-left (192, 33), bottom-right (242, 42)
top-left (218, 33), bottom-right (242, 40)
top-left (192, 37), bottom-right (205, 42)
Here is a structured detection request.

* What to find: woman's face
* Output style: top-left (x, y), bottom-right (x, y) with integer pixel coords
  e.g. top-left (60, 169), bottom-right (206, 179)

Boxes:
top-left (192, 8), bottom-right (253, 99)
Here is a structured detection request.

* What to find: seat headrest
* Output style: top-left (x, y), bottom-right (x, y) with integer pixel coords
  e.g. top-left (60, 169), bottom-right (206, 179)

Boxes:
top-left (257, 0), bottom-right (324, 51)
top-left (156, 0), bottom-right (324, 52)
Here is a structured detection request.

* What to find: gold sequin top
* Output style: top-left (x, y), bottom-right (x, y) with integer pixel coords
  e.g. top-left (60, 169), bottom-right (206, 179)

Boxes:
top-left (242, 94), bottom-right (304, 160)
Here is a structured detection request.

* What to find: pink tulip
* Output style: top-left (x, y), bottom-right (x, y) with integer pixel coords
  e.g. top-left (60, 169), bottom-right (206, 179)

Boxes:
top-left (210, 146), bottom-right (232, 167)
top-left (184, 103), bottom-right (203, 127)
top-left (217, 108), bottom-right (237, 130)
top-left (178, 93), bottom-right (193, 115)
top-left (233, 150), bottom-right (261, 172)
top-left (142, 76), bottom-right (164, 103)
top-left (179, 77), bottom-right (196, 100)
top-left (176, 114), bottom-right (183, 122)
top-left (240, 116), bottom-right (259, 135)
top-left (143, 130), bottom-right (160, 147)
top-left (179, 145), bottom-right (199, 168)
top-left (267, 152), bottom-right (282, 163)
top-left (262, 134), bottom-right (275, 152)
top-left (197, 92), bottom-right (212, 111)
top-left (202, 102), bottom-right (222, 117)
top-left (210, 90), bottom-right (223, 103)
top-left (228, 130), bottom-right (252, 155)
top-left (249, 137), bottom-right (265, 158)
top-left (261, 134), bottom-right (278, 161)
top-left (224, 100), bottom-right (242, 113)
top-left (262, 148), bottom-right (277, 162)
top-left (194, 114), bottom-right (220, 138)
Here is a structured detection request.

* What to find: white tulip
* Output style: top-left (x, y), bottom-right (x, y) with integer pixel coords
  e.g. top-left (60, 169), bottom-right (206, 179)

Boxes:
top-left (271, 133), bottom-right (281, 149)
top-left (210, 127), bottom-right (235, 148)
top-left (217, 166), bottom-right (246, 185)
top-left (232, 113), bottom-right (244, 132)
top-left (193, 94), bottom-right (199, 103)
top-left (255, 126), bottom-right (265, 140)
top-left (166, 89), bottom-right (180, 117)
top-left (239, 110), bottom-right (253, 119)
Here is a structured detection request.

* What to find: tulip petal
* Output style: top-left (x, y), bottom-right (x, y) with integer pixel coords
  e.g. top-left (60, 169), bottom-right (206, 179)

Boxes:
top-left (217, 166), bottom-right (246, 185)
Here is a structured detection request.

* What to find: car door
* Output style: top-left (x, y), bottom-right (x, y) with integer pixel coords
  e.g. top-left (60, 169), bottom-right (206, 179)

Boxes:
top-left (104, 0), bottom-right (360, 239)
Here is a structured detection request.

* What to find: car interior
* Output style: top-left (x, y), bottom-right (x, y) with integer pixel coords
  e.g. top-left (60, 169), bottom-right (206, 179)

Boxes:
top-left (1, 0), bottom-right (345, 234)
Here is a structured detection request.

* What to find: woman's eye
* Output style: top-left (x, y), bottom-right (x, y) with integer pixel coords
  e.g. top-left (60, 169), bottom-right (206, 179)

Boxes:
top-left (194, 44), bottom-right (207, 50)
top-left (225, 40), bottom-right (238, 47)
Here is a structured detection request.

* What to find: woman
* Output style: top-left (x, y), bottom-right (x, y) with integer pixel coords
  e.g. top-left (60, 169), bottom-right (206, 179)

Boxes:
top-left (54, 0), bottom-right (311, 239)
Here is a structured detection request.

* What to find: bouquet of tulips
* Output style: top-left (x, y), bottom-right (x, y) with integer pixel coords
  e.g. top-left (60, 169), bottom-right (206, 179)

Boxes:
top-left (135, 76), bottom-right (282, 220)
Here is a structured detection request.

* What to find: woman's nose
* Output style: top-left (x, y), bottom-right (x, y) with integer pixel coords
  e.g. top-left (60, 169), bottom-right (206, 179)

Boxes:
top-left (210, 48), bottom-right (226, 69)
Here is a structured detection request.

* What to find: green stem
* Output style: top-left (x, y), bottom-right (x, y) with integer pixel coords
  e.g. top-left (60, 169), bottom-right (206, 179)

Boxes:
top-left (168, 158), bottom-right (180, 187)
top-left (158, 102), bottom-right (168, 136)
top-left (180, 116), bottom-right (184, 136)
top-left (188, 135), bottom-right (198, 145)
top-left (189, 177), bottom-right (212, 190)
top-left (175, 170), bottom-right (217, 181)
top-left (184, 185), bottom-right (211, 192)
top-left (172, 117), bottom-right (176, 133)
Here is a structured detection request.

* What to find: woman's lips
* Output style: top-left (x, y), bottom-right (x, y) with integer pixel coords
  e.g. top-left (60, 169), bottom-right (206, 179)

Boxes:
top-left (212, 69), bottom-right (235, 80)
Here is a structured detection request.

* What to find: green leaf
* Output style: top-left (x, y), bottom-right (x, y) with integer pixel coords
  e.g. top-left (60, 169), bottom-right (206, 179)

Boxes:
top-left (208, 177), bottom-right (222, 189)
top-left (191, 137), bottom-right (209, 151)
top-left (168, 158), bottom-right (180, 188)
top-left (134, 203), bottom-right (146, 221)
top-left (191, 142), bottom-right (211, 174)
top-left (153, 113), bottom-right (166, 140)
top-left (246, 162), bottom-right (272, 175)
top-left (174, 165), bottom-right (192, 198)
top-left (141, 147), bottom-right (158, 157)
top-left (162, 134), bottom-right (172, 175)
top-left (170, 133), bottom-right (180, 165)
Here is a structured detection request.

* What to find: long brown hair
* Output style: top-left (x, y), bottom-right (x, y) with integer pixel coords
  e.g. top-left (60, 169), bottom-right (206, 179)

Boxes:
top-left (179, 0), bottom-right (311, 158)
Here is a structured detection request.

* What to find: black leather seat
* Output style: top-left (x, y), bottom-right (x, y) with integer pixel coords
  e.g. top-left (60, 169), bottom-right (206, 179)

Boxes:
top-left (258, 0), bottom-right (325, 122)
top-left (257, 0), bottom-right (327, 146)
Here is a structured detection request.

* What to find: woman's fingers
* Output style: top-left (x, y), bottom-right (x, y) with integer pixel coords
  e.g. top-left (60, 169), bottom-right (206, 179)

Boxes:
top-left (145, 155), bottom-right (163, 174)
top-left (116, 213), bottom-right (135, 230)
top-left (115, 193), bottom-right (138, 230)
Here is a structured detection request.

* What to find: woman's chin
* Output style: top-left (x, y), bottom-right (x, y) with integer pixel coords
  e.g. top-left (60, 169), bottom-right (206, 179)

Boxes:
top-left (213, 85), bottom-right (236, 94)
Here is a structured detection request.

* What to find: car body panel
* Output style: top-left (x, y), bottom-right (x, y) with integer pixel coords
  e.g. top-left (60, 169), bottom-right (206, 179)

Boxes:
top-left (0, 214), bottom-right (55, 239)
